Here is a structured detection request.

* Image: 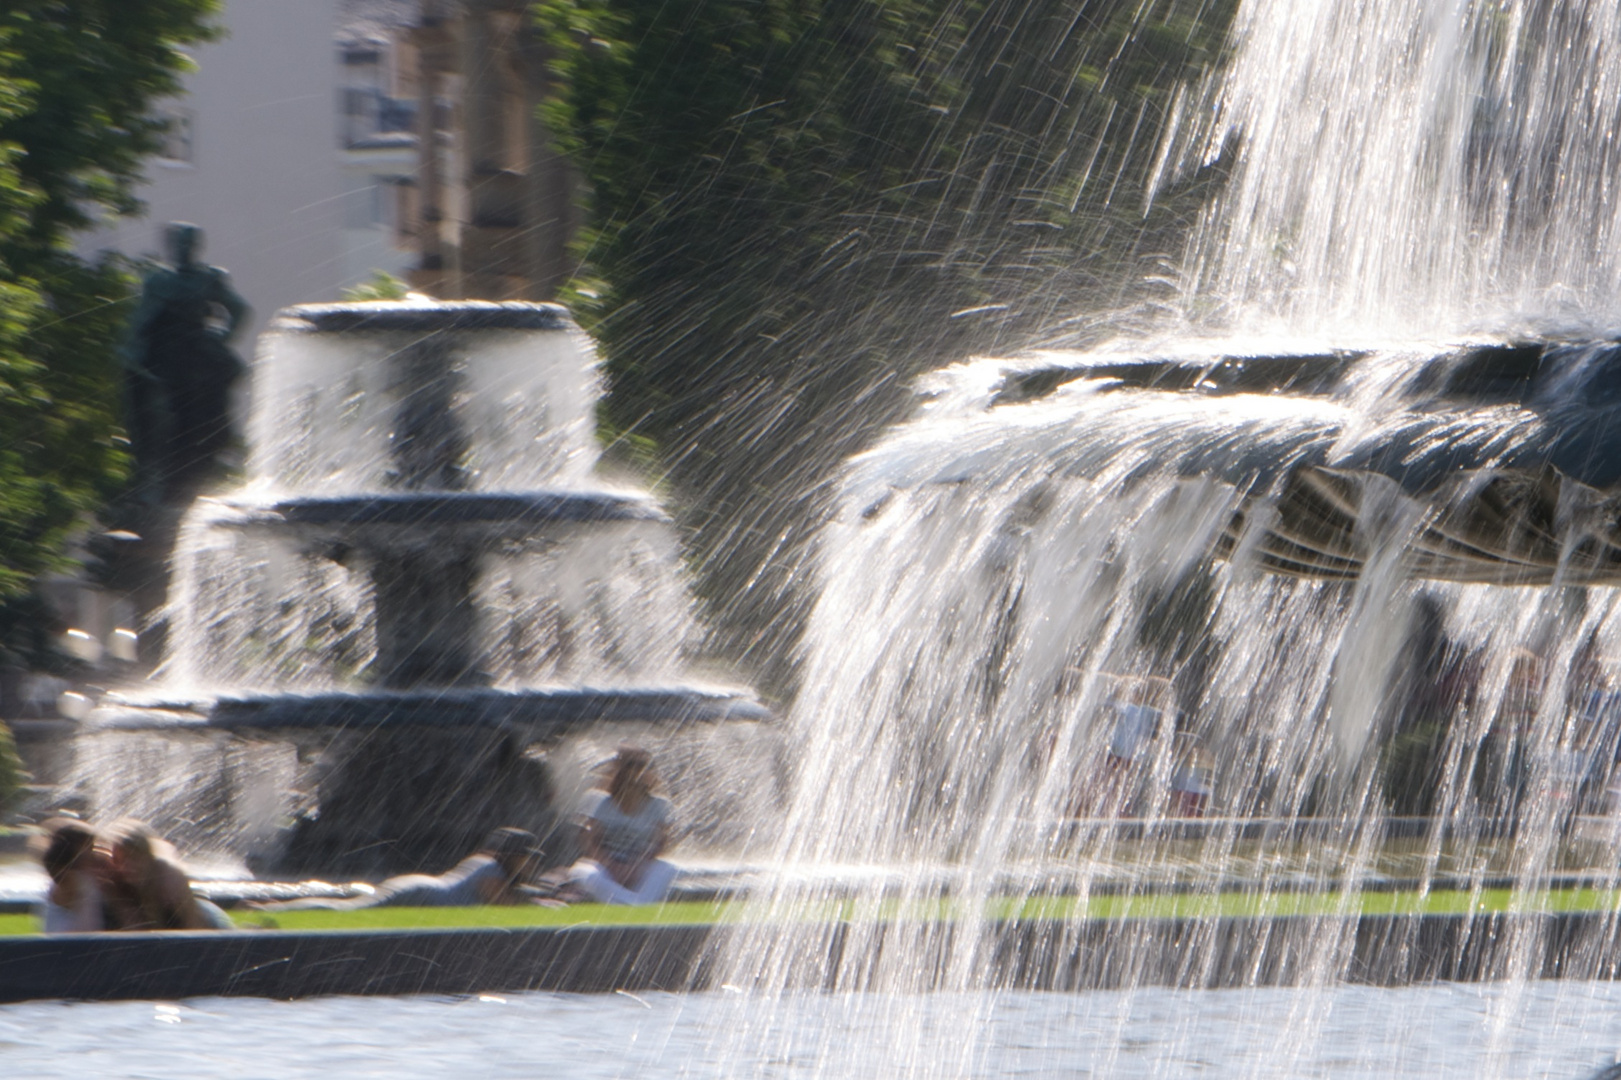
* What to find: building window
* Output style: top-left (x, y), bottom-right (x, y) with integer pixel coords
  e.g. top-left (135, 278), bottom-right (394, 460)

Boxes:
top-left (394, 178), bottom-right (418, 246)
top-left (157, 108), bottom-right (194, 165)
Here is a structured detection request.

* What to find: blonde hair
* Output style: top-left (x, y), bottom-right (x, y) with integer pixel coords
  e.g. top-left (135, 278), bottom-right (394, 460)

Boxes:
top-left (107, 819), bottom-right (178, 868)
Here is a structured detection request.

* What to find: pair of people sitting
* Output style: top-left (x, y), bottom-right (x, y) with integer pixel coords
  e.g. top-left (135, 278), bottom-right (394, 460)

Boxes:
top-left (35, 818), bottom-right (232, 933)
top-left (45, 743), bottom-right (682, 925)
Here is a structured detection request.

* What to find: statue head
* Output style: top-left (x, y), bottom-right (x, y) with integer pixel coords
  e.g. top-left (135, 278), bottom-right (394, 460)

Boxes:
top-left (165, 222), bottom-right (204, 267)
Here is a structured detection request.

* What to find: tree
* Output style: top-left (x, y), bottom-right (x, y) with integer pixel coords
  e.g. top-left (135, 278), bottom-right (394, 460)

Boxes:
top-left (536, 0), bottom-right (1235, 689)
top-left (0, 1), bottom-right (221, 663)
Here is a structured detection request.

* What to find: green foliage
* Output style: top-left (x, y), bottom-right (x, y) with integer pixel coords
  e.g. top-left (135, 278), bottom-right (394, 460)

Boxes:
top-left (0, 2), bottom-right (220, 627)
top-left (0, 720), bottom-right (22, 817)
top-left (1, 1), bottom-right (221, 246)
top-left (536, 0), bottom-right (1236, 684)
top-left (342, 270), bottom-right (413, 302)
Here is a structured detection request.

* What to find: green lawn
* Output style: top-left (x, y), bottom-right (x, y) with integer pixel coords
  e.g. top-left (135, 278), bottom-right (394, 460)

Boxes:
top-left (3, 888), bottom-right (1621, 936)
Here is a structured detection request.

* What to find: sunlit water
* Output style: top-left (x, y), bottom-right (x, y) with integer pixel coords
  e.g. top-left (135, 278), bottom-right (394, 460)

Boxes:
top-left (29, 3), bottom-right (1621, 1077)
top-left (694, 0), bottom-right (1621, 1060)
top-left (1158, 0), bottom-right (1621, 337)
top-left (4, 984), bottom-right (1621, 1079)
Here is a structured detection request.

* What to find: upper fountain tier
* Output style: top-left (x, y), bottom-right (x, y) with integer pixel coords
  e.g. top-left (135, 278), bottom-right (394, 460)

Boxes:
top-left (878, 336), bottom-right (1621, 585)
top-left (248, 300), bottom-right (601, 496)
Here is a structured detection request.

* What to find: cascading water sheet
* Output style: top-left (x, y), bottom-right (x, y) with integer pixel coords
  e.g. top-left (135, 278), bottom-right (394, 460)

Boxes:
top-left (1157, 0), bottom-right (1621, 336)
top-left (697, 348), bottom-right (1621, 1076)
top-left (695, 0), bottom-right (1621, 1068)
top-left (76, 302), bottom-right (773, 872)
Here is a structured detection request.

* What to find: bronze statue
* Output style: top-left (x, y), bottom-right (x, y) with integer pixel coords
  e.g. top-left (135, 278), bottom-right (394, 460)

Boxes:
top-left (121, 223), bottom-right (250, 501)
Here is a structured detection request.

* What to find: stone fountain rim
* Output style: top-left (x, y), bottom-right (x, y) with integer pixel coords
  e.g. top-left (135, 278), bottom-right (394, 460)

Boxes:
top-left (271, 300), bottom-right (573, 334)
top-left (199, 490), bottom-right (672, 529)
top-left (85, 684), bottom-right (773, 733)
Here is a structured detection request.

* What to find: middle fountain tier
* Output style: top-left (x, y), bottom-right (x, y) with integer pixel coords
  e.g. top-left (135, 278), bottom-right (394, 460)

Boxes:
top-left (88, 301), bottom-right (770, 875)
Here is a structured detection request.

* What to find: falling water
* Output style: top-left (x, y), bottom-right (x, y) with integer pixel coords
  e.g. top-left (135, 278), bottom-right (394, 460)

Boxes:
top-left (702, 3), bottom-right (1621, 1076)
top-left (702, 355), bottom-right (1621, 1073)
top-left (71, 303), bottom-right (778, 864)
top-left (163, 306), bottom-right (698, 695)
top-left (1158, 0), bottom-right (1621, 336)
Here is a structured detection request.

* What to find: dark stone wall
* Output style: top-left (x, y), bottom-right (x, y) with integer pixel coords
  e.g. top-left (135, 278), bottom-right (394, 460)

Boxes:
top-left (5, 912), bottom-right (1621, 1003)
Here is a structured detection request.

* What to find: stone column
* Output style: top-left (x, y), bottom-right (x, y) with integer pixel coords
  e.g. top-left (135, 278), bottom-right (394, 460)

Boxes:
top-left (522, 21), bottom-right (577, 300)
top-left (410, 5), bottom-right (456, 294)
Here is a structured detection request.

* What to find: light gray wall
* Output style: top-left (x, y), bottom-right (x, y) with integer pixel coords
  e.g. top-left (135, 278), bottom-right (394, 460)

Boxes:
top-left (81, 0), bottom-right (344, 349)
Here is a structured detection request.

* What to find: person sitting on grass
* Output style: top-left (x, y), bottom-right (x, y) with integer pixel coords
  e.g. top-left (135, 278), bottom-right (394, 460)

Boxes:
top-left (103, 820), bottom-right (233, 930)
top-left (559, 746), bottom-right (678, 906)
top-left (259, 827), bottom-right (544, 911)
top-left (33, 819), bottom-right (110, 934)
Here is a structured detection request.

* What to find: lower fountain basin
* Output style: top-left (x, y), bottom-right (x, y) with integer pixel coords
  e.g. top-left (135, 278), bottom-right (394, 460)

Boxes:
top-left (76, 686), bottom-right (772, 876)
top-left (3, 907), bottom-right (1618, 1003)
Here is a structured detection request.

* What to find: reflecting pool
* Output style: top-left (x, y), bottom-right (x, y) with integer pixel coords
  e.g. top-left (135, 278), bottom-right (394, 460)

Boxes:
top-left (4, 983), bottom-right (1620, 1080)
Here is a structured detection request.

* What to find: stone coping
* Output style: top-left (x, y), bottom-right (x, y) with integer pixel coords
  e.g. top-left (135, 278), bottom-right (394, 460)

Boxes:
top-left (208, 490), bottom-right (669, 529)
top-left (86, 684), bottom-right (771, 733)
top-left (3, 911), bottom-right (1621, 1002)
top-left (272, 300), bottom-right (572, 334)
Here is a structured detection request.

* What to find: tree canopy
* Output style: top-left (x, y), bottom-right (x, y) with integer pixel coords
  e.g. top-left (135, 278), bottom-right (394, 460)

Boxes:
top-left (0, 0), bottom-right (220, 655)
top-left (536, 0), bottom-right (1236, 686)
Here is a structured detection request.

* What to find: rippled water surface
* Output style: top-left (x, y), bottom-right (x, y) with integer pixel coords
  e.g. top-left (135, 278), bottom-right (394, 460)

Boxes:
top-left (3, 983), bottom-right (1620, 1080)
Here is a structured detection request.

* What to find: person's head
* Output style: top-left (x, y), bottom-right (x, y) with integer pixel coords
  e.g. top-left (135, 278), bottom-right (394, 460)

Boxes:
top-left (479, 827), bottom-right (542, 880)
top-left (37, 819), bottom-right (98, 884)
top-left (603, 745), bottom-right (656, 807)
top-left (1507, 648), bottom-right (1546, 695)
top-left (106, 820), bottom-right (159, 879)
top-left (165, 222), bottom-right (203, 266)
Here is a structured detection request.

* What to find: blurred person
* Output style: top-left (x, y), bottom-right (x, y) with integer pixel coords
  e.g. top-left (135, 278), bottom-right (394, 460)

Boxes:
top-left (1475, 649), bottom-right (1546, 828)
top-left (1169, 736), bottom-right (1214, 818)
top-left (33, 819), bottom-right (110, 934)
top-left (1565, 635), bottom-right (1621, 813)
top-left (1075, 676), bottom-right (1175, 817)
top-left (561, 746), bottom-right (677, 905)
top-left (104, 820), bottom-right (232, 930)
top-left (259, 827), bottom-right (544, 910)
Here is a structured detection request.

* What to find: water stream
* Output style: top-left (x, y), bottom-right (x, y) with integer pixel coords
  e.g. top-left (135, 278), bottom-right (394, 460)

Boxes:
top-left (693, 1), bottom-right (1621, 1075)
top-left (1158, 0), bottom-right (1621, 336)
top-left (16, 3), bottom-right (1621, 1077)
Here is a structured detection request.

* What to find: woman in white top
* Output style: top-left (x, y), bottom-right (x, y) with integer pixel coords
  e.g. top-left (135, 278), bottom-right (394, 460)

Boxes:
top-left (565, 746), bottom-right (677, 905)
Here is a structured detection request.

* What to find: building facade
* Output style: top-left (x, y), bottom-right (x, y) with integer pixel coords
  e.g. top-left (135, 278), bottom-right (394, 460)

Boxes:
top-left (80, 0), bottom-right (346, 347)
top-left (407, 0), bottom-right (579, 300)
top-left (82, 0), bottom-right (577, 338)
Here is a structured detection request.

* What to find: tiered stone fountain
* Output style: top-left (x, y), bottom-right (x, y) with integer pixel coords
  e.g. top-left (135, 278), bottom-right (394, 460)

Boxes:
top-left (82, 301), bottom-right (767, 874)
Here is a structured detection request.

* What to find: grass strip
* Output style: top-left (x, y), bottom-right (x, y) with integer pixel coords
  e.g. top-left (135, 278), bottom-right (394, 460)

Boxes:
top-left (234, 902), bottom-right (734, 932)
top-left (1, 889), bottom-right (1619, 936)
top-left (0, 914), bottom-right (34, 935)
